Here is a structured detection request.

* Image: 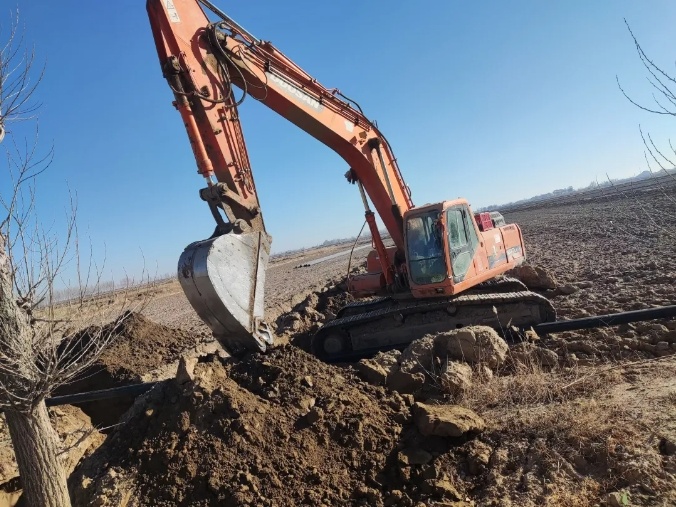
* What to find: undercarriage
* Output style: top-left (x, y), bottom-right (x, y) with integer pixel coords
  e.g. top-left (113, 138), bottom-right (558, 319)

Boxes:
top-left (312, 278), bottom-right (556, 361)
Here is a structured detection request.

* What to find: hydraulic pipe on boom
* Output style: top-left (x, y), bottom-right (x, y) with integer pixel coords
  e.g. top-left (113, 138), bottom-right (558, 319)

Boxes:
top-left (147, 0), bottom-right (413, 247)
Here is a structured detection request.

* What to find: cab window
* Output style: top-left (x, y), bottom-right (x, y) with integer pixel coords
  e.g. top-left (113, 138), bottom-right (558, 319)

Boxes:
top-left (406, 212), bottom-right (447, 285)
top-left (447, 208), bottom-right (467, 248)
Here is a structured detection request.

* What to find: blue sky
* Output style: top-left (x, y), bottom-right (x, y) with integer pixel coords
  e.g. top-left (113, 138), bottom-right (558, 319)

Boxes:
top-left (3, 0), bottom-right (675, 285)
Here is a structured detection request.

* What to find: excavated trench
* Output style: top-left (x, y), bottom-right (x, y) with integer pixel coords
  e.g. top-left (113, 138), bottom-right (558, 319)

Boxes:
top-left (2, 186), bottom-right (669, 505)
top-left (53, 283), bottom-right (355, 429)
top-left (53, 312), bottom-right (212, 428)
top-left (65, 288), bottom-right (676, 506)
top-left (54, 275), bottom-right (675, 504)
top-left (58, 273), bottom-right (676, 429)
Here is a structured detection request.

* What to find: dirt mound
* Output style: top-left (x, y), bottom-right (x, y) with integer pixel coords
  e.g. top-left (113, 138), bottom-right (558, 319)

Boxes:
top-left (356, 333), bottom-right (676, 506)
top-left (55, 312), bottom-right (213, 427)
top-left (68, 339), bottom-right (676, 507)
top-left (87, 311), bottom-right (209, 379)
top-left (507, 264), bottom-right (558, 290)
top-left (60, 184), bottom-right (676, 506)
top-left (70, 347), bottom-right (421, 506)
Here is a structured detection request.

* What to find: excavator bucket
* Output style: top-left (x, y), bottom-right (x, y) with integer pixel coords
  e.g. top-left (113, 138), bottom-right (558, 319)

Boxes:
top-left (177, 231), bottom-right (274, 353)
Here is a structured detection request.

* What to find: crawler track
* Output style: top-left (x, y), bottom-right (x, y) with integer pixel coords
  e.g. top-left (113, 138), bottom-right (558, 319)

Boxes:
top-left (336, 277), bottom-right (529, 318)
top-left (313, 290), bottom-right (556, 362)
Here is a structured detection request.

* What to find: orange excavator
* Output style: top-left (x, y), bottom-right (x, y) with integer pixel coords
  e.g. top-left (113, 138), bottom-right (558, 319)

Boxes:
top-left (146, 0), bottom-right (555, 360)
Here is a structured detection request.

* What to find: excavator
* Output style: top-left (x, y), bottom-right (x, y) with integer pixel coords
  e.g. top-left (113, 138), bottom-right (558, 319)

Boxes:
top-left (146, 0), bottom-right (556, 361)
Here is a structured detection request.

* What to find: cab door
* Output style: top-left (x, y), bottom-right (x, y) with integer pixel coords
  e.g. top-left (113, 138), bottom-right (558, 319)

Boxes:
top-left (446, 205), bottom-right (481, 283)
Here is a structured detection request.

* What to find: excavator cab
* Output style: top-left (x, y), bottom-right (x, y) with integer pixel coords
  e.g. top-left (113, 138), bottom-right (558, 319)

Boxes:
top-left (404, 200), bottom-right (526, 298)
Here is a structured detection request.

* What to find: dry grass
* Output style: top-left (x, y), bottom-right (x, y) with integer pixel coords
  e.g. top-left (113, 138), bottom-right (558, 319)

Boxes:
top-left (503, 397), bottom-right (670, 501)
top-left (448, 354), bottom-right (675, 505)
top-left (459, 357), bottom-right (615, 411)
top-left (542, 479), bottom-right (602, 507)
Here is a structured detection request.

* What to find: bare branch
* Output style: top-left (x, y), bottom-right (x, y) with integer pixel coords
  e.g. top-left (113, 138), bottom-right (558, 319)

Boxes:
top-left (617, 20), bottom-right (676, 116)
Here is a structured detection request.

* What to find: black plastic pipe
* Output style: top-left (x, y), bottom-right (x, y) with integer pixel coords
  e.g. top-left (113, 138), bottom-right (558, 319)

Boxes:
top-left (534, 305), bottom-right (676, 334)
top-left (39, 306), bottom-right (676, 407)
top-left (46, 382), bottom-right (158, 407)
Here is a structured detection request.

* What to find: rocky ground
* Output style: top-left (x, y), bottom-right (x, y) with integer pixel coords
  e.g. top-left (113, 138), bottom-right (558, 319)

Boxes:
top-left (0, 186), bottom-right (674, 506)
top-left (508, 187), bottom-right (676, 365)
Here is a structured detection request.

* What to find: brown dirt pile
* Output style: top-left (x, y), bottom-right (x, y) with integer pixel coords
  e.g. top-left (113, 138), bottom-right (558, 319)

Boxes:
top-left (274, 281), bottom-right (356, 350)
top-left (70, 346), bottom-right (453, 507)
top-left (84, 311), bottom-right (209, 380)
top-left (68, 326), bottom-right (676, 507)
top-left (357, 337), bottom-right (676, 506)
top-left (55, 312), bottom-right (213, 427)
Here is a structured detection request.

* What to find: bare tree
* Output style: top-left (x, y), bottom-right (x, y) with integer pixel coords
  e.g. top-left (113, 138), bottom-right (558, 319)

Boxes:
top-left (0, 12), bottom-right (141, 507)
top-left (0, 9), bottom-right (41, 144)
top-left (618, 20), bottom-right (676, 176)
top-left (617, 20), bottom-right (676, 118)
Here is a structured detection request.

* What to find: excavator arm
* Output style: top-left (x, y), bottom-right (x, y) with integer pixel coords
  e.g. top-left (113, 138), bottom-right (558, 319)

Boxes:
top-left (147, 0), bottom-right (264, 232)
top-left (145, 0), bottom-right (560, 361)
top-left (147, 0), bottom-right (416, 351)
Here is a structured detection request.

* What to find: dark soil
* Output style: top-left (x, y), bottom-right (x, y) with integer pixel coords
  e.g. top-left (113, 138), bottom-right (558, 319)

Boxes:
top-left (64, 185), bottom-right (676, 506)
top-left (70, 347), bottom-right (437, 507)
top-left (55, 312), bottom-right (208, 427)
top-left (274, 281), bottom-right (355, 351)
top-left (508, 188), bottom-right (676, 365)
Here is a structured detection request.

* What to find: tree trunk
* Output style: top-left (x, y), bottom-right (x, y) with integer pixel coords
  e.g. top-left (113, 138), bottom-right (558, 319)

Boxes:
top-left (2, 235), bottom-right (71, 505)
top-left (5, 401), bottom-right (72, 507)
